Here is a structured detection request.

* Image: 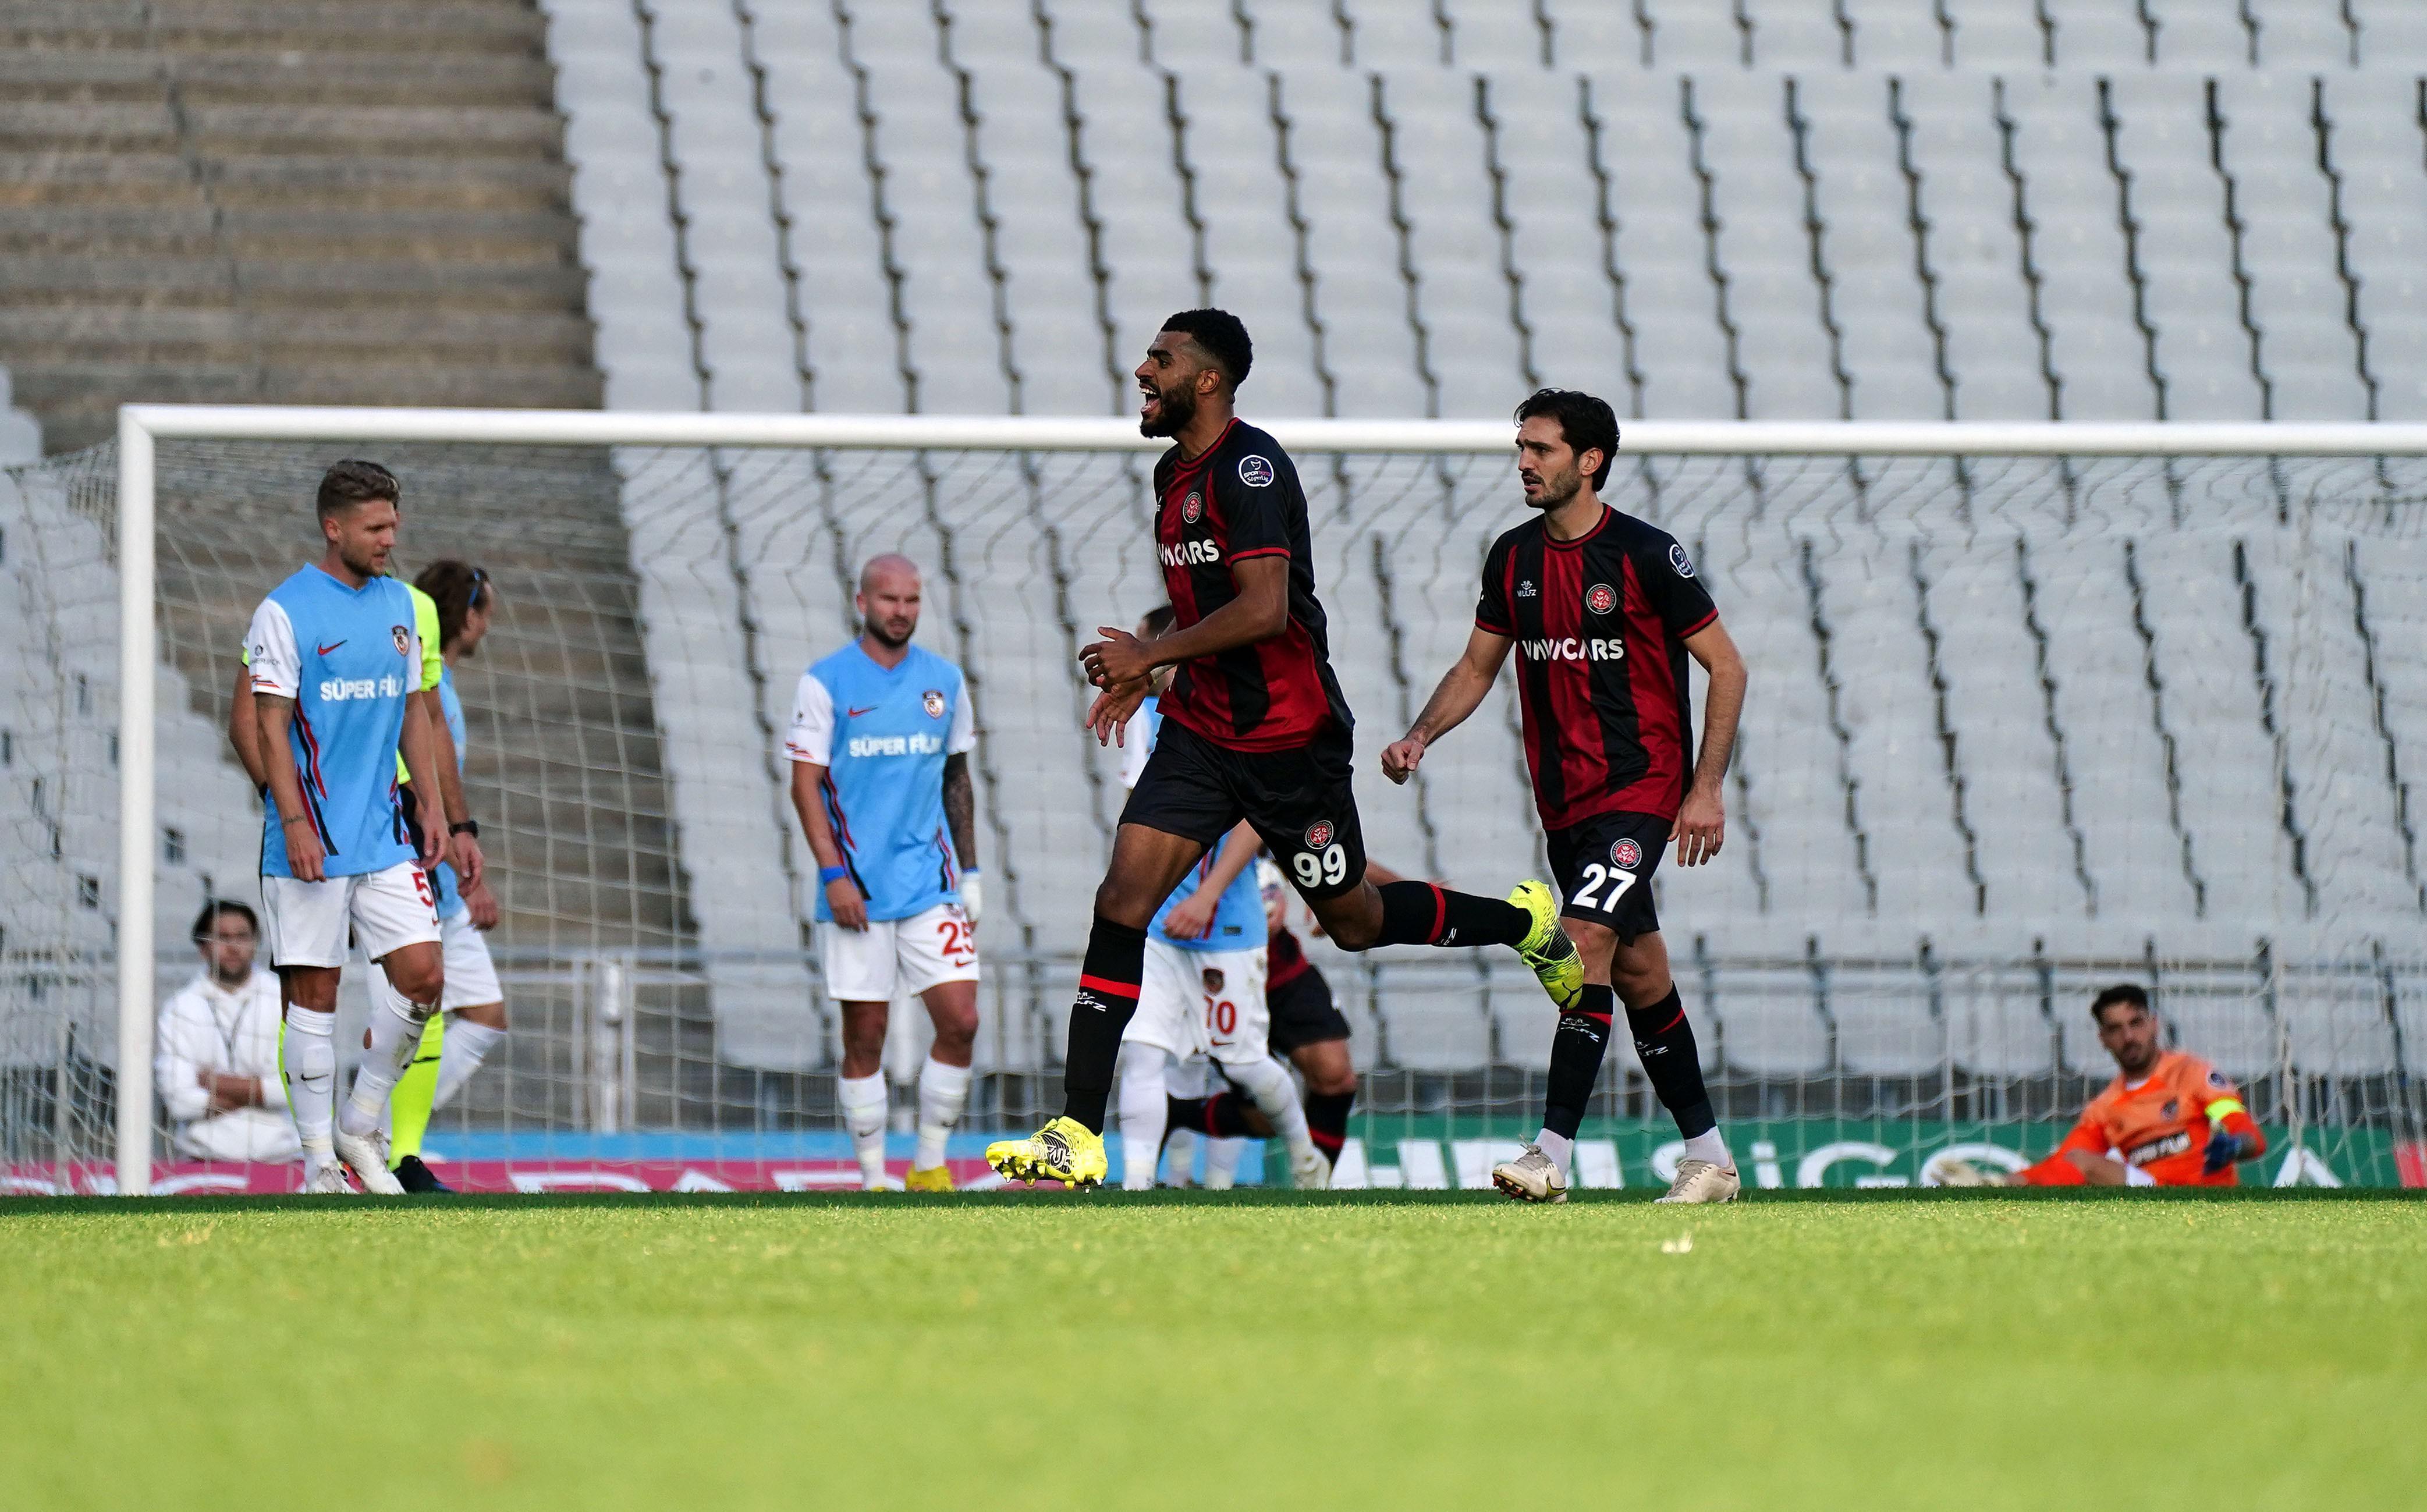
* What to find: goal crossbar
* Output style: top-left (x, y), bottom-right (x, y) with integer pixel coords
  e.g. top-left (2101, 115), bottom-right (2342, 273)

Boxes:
top-left (105, 404), bottom-right (2427, 1194)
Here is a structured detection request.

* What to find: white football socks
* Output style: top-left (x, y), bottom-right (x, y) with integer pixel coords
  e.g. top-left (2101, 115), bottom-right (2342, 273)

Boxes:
top-left (1681, 1127), bottom-right (1732, 1169)
top-left (1534, 1128), bottom-right (1576, 1179)
top-left (433, 1019), bottom-right (506, 1109)
top-left (838, 1071), bottom-right (889, 1187)
top-left (914, 1056), bottom-right (970, 1170)
top-left (1116, 1044), bottom-right (1173, 1190)
top-left (342, 990), bottom-right (432, 1139)
top-left (282, 1006), bottom-right (338, 1175)
top-left (1226, 1053), bottom-right (1317, 1165)
top-left (1202, 1136), bottom-right (1246, 1190)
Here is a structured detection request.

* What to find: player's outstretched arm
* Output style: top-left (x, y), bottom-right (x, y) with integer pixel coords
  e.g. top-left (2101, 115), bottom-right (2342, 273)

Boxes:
top-left (1674, 619), bottom-right (1748, 868)
top-left (1381, 626), bottom-right (1513, 785)
top-left (787, 759), bottom-right (867, 931)
top-left (254, 694), bottom-right (327, 883)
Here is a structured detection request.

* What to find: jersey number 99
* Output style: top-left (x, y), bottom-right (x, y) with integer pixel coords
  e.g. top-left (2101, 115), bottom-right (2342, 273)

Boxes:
top-left (1291, 843), bottom-right (1348, 889)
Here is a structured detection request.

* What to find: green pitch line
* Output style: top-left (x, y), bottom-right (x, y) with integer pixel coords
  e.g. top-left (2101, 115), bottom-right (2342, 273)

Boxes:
top-left (5, 1195), bottom-right (2422, 1511)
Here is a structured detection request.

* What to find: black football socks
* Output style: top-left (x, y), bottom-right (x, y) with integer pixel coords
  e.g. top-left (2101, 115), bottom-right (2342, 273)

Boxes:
top-left (1627, 985), bottom-right (1718, 1139)
top-left (1302, 1088), bottom-right (1354, 1167)
top-left (1374, 880), bottom-right (1530, 949)
top-left (1060, 915), bottom-right (1147, 1133)
top-left (1542, 984), bottom-right (1617, 1138)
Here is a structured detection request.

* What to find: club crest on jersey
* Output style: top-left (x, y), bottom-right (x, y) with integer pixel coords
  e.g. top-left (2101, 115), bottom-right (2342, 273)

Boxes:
top-left (1239, 456), bottom-right (1275, 488)
top-left (391, 624), bottom-right (410, 655)
top-left (1611, 838), bottom-right (1642, 869)
top-left (1669, 543), bottom-right (1697, 578)
top-left (1304, 819), bottom-right (1335, 850)
top-left (1586, 583), bottom-right (1617, 616)
top-left (1182, 490), bottom-right (1204, 523)
top-left (1201, 967), bottom-right (1226, 993)
top-left (922, 689), bottom-right (945, 718)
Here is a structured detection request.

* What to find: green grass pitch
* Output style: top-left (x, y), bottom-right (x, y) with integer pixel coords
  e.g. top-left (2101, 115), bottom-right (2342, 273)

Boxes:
top-left (5, 1190), bottom-right (2422, 1510)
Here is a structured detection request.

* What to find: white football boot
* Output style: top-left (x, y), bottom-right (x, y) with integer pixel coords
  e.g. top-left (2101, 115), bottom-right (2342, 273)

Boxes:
top-left (1654, 1158), bottom-right (1741, 1204)
top-left (302, 1161), bottom-right (357, 1195)
top-left (332, 1128), bottom-right (406, 1195)
top-left (1491, 1144), bottom-right (1569, 1204)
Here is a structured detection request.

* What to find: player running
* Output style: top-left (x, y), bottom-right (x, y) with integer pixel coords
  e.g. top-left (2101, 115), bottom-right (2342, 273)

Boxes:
top-left (384, 560), bottom-right (511, 1193)
top-left (986, 308), bottom-right (1580, 1188)
top-left (1383, 390), bottom-right (1750, 1206)
top-left (785, 555), bottom-right (981, 1192)
top-left (1944, 984), bottom-right (2268, 1187)
top-left (1112, 607), bottom-right (1325, 1191)
top-left (244, 460), bottom-right (450, 1194)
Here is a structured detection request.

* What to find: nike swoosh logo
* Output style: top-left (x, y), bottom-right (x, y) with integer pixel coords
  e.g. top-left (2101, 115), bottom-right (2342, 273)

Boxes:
top-left (846, 705), bottom-right (878, 718)
top-left (317, 641), bottom-right (346, 655)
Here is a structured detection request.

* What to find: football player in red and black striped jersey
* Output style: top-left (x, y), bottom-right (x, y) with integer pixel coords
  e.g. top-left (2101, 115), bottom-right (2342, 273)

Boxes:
top-left (984, 313), bottom-right (1585, 1188)
top-left (1383, 389), bottom-right (1750, 1205)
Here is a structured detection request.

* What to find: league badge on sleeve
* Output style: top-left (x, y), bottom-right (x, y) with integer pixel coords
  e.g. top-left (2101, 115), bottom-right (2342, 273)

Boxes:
top-left (1669, 542), bottom-right (1697, 578)
top-left (1238, 456), bottom-right (1275, 488)
top-left (922, 689), bottom-right (946, 719)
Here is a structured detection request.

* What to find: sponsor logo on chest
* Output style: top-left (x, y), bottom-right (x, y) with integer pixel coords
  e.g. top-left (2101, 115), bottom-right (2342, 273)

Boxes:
top-left (1161, 538), bottom-right (1223, 567)
top-left (318, 675), bottom-right (407, 702)
top-left (846, 733), bottom-right (946, 758)
top-left (1518, 636), bottom-right (1626, 663)
top-left (2124, 1129), bottom-right (2191, 1167)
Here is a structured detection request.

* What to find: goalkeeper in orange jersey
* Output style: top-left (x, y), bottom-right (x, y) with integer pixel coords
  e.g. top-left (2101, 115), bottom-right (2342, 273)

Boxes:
top-left (1959, 984), bottom-right (2267, 1187)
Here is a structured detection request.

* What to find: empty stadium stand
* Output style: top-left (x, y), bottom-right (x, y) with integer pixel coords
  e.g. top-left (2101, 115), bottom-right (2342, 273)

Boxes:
top-left (0, 0), bottom-right (603, 451)
top-left (521, 1), bottom-right (2427, 1098)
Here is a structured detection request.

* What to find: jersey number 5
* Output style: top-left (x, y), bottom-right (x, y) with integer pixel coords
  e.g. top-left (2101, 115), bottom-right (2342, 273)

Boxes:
top-left (1291, 843), bottom-right (1348, 889)
top-left (1572, 863), bottom-right (1636, 913)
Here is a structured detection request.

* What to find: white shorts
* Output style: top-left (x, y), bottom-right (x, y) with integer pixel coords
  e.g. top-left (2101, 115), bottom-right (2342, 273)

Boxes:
top-left (1123, 941), bottom-right (1268, 1065)
top-left (439, 910), bottom-right (503, 1009)
top-left (261, 863), bottom-right (441, 969)
top-left (818, 901), bottom-right (979, 1003)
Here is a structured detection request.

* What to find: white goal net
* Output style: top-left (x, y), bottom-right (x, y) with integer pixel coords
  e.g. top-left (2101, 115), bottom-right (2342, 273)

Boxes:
top-left (5, 411), bottom-right (2423, 1195)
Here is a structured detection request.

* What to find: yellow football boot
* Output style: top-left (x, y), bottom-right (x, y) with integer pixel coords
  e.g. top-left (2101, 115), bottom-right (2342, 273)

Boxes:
top-left (1508, 879), bottom-right (1584, 1014)
top-left (984, 1116), bottom-right (1108, 1188)
top-left (903, 1164), bottom-right (955, 1193)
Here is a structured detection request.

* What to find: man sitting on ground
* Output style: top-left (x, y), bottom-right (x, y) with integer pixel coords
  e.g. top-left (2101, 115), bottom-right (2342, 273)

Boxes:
top-left (1952, 984), bottom-right (2266, 1187)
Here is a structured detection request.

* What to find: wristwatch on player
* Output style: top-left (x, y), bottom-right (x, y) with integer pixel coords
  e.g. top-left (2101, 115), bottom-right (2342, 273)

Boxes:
top-left (449, 820), bottom-right (480, 838)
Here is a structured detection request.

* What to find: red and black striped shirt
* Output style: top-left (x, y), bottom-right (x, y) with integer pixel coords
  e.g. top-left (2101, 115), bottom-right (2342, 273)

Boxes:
top-left (1154, 419), bottom-right (1352, 752)
top-left (1477, 507), bottom-right (1718, 829)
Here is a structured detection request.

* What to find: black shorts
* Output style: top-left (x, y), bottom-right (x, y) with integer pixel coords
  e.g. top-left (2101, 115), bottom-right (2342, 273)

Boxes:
top-left (1267, 964), bottom-right (1351, 1055)
top-left (1121, 716), bottom-right (1368, 901)
top-left (1547, 810), bottom-right (1670, 943)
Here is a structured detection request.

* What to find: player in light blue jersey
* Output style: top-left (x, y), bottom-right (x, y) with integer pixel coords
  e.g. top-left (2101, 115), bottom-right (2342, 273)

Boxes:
top-left (1110, 606), bottom-right (1324, 1190)
top-left (784, 555), bottom-right (980, 1191)
top-left (244, 460), bottom-right (449, 1194)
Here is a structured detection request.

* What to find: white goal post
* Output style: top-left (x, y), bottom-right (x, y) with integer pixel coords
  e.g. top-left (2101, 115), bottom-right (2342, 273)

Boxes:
top-left (100, 405), bottom-right (2427, 1195)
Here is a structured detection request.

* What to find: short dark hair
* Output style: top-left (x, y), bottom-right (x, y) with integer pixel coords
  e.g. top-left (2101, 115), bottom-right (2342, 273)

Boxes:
top-left (2091, 983), bottom-right (2150, 1024)
top-left (1513, 388), bottom-right (1620, 489)
top-left (317, 459), bottom-right (399, 520)
top-left (191, 899), bottom-right (257, 942)
top-left (1161, 308), bottom-right (1252, 390)
top-left (414, 559), bottom-right (492, 651)
top-left (1140, 604), bottom-right (1177, 638)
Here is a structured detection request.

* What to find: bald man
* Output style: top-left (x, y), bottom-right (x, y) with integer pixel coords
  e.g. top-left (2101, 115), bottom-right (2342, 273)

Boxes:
top-left (784, 555), bottom-right (983, 1191)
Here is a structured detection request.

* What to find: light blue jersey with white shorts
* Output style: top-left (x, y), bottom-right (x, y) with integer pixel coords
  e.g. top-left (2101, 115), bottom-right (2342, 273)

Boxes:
top-left (783, 642), bottom-right (977, 922)
top-left (244, 566), bottom-right (421, 880)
